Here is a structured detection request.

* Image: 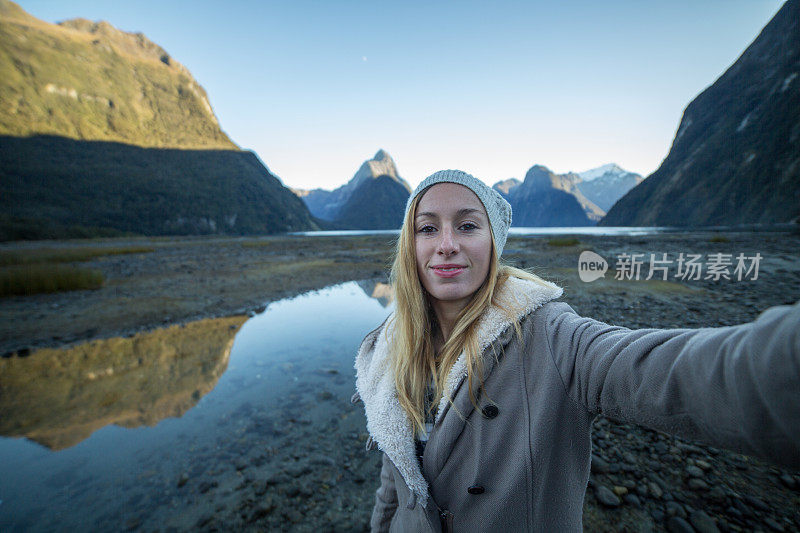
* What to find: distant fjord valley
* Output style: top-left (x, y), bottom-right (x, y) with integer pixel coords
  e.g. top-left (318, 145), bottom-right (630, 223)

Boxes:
top-left (293, 152), bottom-right (644, 229)
top-left (1, 0), bottom-right (798, 241)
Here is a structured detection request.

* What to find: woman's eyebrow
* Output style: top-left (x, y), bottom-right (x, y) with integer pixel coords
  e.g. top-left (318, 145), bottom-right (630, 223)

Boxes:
top-left (457, 208), bottom-right (484, 217)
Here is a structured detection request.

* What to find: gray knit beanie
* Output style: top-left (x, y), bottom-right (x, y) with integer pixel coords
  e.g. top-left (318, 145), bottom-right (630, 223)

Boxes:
top-left (405, 169), bottom-right (513, 257)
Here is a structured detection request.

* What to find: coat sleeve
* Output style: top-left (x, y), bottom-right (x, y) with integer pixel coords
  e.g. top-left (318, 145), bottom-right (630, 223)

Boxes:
top-left (542, 300), bottom-right (800, 469)
top-left (370, 453), bottom-right (399, 533)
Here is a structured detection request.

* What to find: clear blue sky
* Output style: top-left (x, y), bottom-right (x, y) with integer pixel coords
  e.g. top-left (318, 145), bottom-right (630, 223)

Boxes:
top-left (18, 0), bottom-right (785, 190)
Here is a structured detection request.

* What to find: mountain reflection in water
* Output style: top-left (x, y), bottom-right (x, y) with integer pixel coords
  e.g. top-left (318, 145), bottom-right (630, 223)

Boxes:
top-left (357, 280), bottom-right (393, 307)
top-left (0, 281), bottom-right (394, 532)
top-left (0, 316), bottom-right (247, 450)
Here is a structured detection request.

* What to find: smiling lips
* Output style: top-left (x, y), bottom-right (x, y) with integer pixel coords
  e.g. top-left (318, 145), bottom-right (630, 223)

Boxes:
top-left (431, 264), bottom-right (467, 278)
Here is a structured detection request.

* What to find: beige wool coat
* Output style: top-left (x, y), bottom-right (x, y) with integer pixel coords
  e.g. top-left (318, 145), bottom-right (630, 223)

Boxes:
top-left (353, 276), bottom-right (800, 532)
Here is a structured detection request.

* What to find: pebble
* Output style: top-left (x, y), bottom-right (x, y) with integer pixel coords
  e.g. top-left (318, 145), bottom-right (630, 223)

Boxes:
top-left (612, 485), bottom-right (628, 496)
top-left (648, 481), bottom-right (663, 499)
top-left (177, 473), bottom-right (189, 488)
top-left (249, 502), bottom-right (275, 521)
top-left (732, 497), bottom-right (752, 517)
top-left (284, 509), bottom-right (303, 523)
top-left (708, 486), bottom-right (727, 502)
top-left (591, 454), bottom-right (609, 474)
top-left (725, 506), bottom-right (743, 520)
top-left (646, 460), bottom-right (662, 471)
top-left (764, 517), bottom-right (785, 531)
top-left (778, 474), bottom-right (796, 490)
top-left (595, 485), bottom-right (621, 507)
top-left (688, 478), bottom-right (709, 491)
top-left (666, 501), bottom-right (687, 519)
top-left (686, 465), bottom-right (704, 477)
top-left (623, 494), bottom-right (641, 508)
top-left (623, 452), bottom-right (636, 464)
top-left (695, 460), bottom-right (712, 470)
top-left (677, 442), bottom-right (704, 454)
top-left (654, 442), bottom-right (669, 455)
top-left (690, 510), bottom-right (720, 533)
top-left (666, 516), bottom-right (694, 533)
top-left (744, 494), bottom-right (769, 512)
top-left (650, 474), bottom-right (668, 491)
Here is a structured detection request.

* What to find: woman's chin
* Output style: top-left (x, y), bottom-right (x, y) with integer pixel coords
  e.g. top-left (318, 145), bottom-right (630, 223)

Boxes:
top-left (425, 284), bottom-right (476, 306)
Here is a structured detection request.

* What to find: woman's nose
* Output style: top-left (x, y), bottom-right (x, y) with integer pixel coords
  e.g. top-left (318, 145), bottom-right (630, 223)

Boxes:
top-left (437, 228), bottom-right (459, 256)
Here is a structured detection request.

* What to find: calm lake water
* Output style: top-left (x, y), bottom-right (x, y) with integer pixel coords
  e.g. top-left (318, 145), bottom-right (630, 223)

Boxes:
top-left (0, 281), bottom-right (394, 532)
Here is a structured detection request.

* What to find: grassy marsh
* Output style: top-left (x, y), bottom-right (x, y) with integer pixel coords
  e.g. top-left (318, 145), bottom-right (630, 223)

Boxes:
top-left (0, 264), bottom-right (104, 296)
top-left (0, 245), bottom-right (154, 266)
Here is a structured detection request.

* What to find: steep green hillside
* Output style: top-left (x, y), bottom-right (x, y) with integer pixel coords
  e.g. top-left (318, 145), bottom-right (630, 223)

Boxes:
top-left (0, 2), bottom-right (317, 239)
top-left (0, 0), bottom-right (235, 148)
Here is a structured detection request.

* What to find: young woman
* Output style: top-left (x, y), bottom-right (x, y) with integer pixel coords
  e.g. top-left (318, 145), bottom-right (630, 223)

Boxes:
top-left (353, 170), bottom-right (800, 532)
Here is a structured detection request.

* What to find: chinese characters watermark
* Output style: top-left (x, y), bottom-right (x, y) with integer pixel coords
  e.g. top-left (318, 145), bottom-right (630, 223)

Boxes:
top-left (578, 251), bottom-right (762, 283)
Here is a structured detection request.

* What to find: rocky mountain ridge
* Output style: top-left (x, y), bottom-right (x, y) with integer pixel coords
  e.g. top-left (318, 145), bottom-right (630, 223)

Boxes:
top-left (493, 163), bottom-right (642, 226)
top-left (294, 150), bottom-right (411, 230)
top-left (576, 165), bottom-right (644, 212)
top-left (601, 0), bottom-right (799, 227)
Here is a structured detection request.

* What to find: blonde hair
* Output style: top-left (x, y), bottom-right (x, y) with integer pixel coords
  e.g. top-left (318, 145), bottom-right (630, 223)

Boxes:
top-left (389, 192), bottom-right (549, 436)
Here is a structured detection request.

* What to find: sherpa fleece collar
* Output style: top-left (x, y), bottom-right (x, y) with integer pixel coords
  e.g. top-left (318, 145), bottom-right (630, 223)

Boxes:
top-left (354, 276), bottom-right (563, 508)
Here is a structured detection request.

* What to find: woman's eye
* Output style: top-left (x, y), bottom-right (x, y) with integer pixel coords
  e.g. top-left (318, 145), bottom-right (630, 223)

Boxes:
top-left (417, 225), bottom-right (436, 233)
top-left (460, 222), bottom-right (478, 231)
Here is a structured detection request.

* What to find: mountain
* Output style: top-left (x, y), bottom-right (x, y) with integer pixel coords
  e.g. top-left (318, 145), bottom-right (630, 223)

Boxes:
top-left (294, 150), bottom-right (412, 229)
top-left (494, 165), bottom-right (594, 227)
top-left (575, 164), bottom-right (644, 212)
top-left (0, 135), bottom-right (318, 238)
top-left (493, 178), bottom-right (521, 196)
top-left (600, 0), bottom-right (800, 227)
top-left (0, 1), bottom-right (316, 239)
top-left (0, 0), bottom-right (234, 149)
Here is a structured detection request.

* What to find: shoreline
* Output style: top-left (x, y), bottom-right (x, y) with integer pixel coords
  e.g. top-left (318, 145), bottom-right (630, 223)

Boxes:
top-left (2, 230), bottom-right (799, 356)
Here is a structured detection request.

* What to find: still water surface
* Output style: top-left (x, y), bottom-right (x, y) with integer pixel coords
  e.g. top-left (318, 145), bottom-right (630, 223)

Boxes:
top-left (0, 281), bottom-right (393, 531)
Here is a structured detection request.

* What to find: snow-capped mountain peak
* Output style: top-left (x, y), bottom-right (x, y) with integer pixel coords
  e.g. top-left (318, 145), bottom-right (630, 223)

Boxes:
top-left (577, 163), bottom-right (628, 181)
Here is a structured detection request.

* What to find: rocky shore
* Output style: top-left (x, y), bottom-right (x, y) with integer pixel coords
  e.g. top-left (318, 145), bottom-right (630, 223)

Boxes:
top-left (2, 230), bottom-right (800, 531)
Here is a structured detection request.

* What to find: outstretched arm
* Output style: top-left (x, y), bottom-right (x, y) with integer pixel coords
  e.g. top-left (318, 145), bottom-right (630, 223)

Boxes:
top-left (543, 301), bottom-right (800, 468)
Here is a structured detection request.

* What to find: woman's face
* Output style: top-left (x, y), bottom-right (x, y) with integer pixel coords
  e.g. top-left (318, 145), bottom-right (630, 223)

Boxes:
top-left (414, 183), bottom-right (493, 311)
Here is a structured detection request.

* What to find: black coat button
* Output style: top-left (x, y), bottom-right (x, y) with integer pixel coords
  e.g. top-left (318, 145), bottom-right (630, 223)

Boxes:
top-left (468, 485), bottom-right (485, 495)
top-left (482, 404), bottom-right (499, 419)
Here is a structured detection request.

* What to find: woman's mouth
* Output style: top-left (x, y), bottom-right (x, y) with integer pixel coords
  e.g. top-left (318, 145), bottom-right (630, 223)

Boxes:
top-left (431, 265), bottom-right (466, 278)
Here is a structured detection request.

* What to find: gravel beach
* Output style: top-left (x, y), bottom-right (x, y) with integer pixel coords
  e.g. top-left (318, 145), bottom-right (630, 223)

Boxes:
top-left (1, 229), bottom-right (799, 531)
